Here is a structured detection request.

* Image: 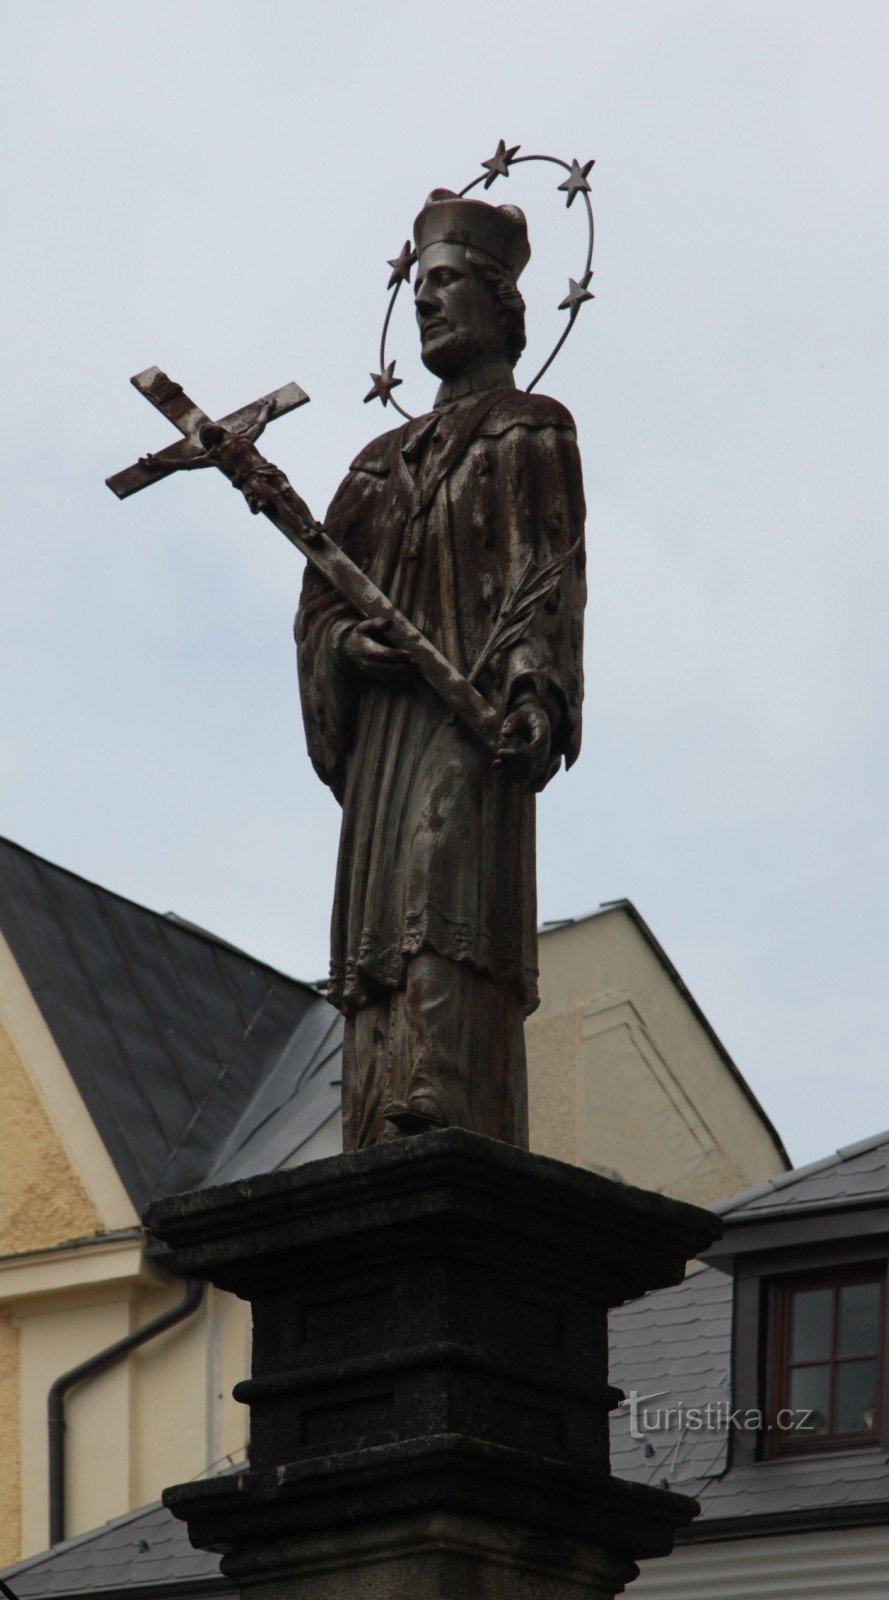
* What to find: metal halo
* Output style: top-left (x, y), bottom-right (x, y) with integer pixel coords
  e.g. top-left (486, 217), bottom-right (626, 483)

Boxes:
top-left (364, 143), bottom-right (596, 423)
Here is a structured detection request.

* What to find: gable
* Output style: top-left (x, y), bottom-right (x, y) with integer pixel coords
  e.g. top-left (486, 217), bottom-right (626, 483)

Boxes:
top-left (0, 1013), bottom-right (100, 1255)
top-left (0, 840), bottom-right (323, 1211)
top-left (577, 990), bottom-right (749, 1202)
top-left (529, 903), bottom-right (788, 1202)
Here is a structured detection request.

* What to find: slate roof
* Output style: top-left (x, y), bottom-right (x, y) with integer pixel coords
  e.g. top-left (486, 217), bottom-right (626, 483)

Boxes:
top-left (609, 1261), bottom-right (733, 1499)
top-left (0, 1500), bottom-right (227, 1598)
top-left (206, 999), bottom-right (342, 1185)
top-left (0, 838), bottom-right (342, 1212)
top-left (609, 1116), bottom-right (889, 1528)
top-left (610, 1263), bottom-right (889, 1528)
top-left (7, 1140), bottom-right (889, 1592)
top-left (610, 1126), bottom-right (889, 1523)
top-left (11, 1259), bottom-right (886, 1595)
top-left (712, 1128), bottom-right (889, 1221)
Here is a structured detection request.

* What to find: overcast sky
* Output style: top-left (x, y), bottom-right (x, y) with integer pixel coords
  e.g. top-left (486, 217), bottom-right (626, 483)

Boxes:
top-left (2, 1), bottom-right (887, 1168)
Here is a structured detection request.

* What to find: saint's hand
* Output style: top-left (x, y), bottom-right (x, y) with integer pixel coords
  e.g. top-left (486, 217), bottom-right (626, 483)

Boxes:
top-left (495, 701), bottom-right (552, 789)
top-left (337, 618), bottom-right (417, 688)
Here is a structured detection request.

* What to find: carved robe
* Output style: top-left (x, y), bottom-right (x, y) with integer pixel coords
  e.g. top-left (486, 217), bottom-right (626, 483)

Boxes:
top-left (296, 385), bottom-right (585, 1149)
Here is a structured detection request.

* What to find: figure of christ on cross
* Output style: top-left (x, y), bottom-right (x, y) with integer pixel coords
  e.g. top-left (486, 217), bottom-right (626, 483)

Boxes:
top-left (296, 189), bottom-right (586, 1151)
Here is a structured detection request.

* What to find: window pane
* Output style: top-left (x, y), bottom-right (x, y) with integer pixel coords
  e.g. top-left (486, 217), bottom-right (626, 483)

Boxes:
top-left (835, 1360), bottom-right (879, 1433)
top-left (789, 1288), bottom-right (832, 1362)
top-left (788, 1365), bottom-right (830, 1436)
top-left (837, 1282), bottom-right (881, 1357)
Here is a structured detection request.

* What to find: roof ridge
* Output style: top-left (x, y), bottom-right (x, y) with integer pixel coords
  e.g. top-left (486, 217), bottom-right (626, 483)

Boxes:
top-left (0, 834), bottom-right (312, 995)
top-left (204, 1003), bottom-right (342, 1184)
top-left (714, 1127), bottom-right (889, 1217)
top-left (836, 1127), bottom-right (889, 1160)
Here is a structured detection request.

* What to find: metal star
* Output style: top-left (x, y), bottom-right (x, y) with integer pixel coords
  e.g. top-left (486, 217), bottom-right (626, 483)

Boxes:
top-left (364, 361), bottom-right (403, 406)
top-left (386, 241), bottom-right (417, 290)
top-left (557, 157), bottom-right (595, 208)
top-left (481, 139), bottom-right (520, 189)
top-left (558, 274), bottom-right (595, 314)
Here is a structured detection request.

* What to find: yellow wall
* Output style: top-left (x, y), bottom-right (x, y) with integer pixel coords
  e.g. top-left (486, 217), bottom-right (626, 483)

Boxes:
top-left (0, 1312), bottom-right (20, 1566)
top-left (526, 1005), bottom-right (579, 1166)
top-left (527, 909), bottom-right (786, 1202)
top-left (0, 939), bottom-right (143, 1562)
top-left (0, 909), bottom-right (786, 1563)
top-left (0, 931), bottom-right (252, 1563)
top-left (0, 1012), bottom-right (106, 1561)
top-left (18, 1291), bottom-right (133, 1552)
top-left (5, 1255), bottom-right (250, 1559)
top-left (0, 1019), bottom-right (99, 1255)
top-left (130, 1283), bottom-right (249, 1514)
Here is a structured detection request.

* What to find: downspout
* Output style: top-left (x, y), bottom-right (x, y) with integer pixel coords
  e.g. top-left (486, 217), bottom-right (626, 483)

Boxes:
top-left (47, 1276), bottom-right (204, 1546)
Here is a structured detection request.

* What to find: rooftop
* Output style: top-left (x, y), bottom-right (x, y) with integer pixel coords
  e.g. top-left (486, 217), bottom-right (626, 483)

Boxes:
top-left (0, 837), bottom-right (342, 1213)
top-left (712, 1128), bottom-right (889, 1222)
top-left (610, 1253), bottom-right (889, 1533)
top-left (0, 1499), bottom-right (227, 1599)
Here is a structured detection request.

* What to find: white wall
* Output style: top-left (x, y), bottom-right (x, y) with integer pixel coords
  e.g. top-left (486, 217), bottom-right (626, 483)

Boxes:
top-left (632, 1525), bottom-right (889, 1599)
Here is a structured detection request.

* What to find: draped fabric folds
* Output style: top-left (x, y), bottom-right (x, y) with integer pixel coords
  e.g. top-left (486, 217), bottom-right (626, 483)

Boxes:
top-left (296, 387), bottom-right (586, 1026)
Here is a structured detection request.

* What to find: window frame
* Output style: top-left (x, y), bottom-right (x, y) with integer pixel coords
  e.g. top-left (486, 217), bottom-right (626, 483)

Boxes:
top-left (728, 1230), bottom-right (889, 1471)
top-left (767, 1264), bottom-right (885, 1457)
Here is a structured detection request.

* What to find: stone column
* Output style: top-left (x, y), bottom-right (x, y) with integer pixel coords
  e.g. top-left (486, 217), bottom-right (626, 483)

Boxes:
top-left (146, 1129), bottom-right (720, 1599)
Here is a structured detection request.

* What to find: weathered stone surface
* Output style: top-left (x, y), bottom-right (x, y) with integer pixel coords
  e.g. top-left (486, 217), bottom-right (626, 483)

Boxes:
top-left (145, 1131), bottom-right (720, 1595)
top-left (219, 1512), bottom-right (640, 1600)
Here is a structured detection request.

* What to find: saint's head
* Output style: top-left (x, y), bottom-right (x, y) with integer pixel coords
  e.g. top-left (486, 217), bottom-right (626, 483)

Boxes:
top-left (413, 190), bottom-right (530, 380)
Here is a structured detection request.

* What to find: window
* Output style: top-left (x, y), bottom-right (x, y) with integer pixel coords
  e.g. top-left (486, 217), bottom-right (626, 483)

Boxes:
top-left (769, 1268), bottom-right (885, 1453)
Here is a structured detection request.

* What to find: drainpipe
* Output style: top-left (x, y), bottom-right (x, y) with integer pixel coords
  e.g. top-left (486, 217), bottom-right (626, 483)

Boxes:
top-left (47, 1277), bottom-right (204, 1546)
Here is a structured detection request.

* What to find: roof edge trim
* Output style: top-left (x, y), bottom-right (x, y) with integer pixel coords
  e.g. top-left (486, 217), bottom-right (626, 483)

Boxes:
top-left (677, 1497), bottom-right (889, 1544)
top-left (544, 899), bottom-right (792, 1169)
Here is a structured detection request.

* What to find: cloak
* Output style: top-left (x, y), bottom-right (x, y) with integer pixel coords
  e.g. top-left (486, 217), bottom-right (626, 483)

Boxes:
top-left (296, 386), bottom-right (586, 1017)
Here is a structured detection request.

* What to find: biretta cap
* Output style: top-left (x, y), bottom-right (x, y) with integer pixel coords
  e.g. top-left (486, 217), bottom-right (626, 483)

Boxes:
top-left (414, 189), bottom-right (531, 283)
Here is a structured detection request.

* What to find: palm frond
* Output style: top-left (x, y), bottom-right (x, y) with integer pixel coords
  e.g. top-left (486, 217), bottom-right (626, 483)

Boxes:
top-left (468, 540), bottom-right (579, 684)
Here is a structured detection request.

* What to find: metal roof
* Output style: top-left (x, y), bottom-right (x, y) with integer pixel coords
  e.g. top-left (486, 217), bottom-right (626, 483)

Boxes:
top-left (0, 838), bottom-right (341, 1212)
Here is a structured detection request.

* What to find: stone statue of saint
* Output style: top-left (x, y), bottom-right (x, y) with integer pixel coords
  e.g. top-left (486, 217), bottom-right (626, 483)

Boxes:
top-left (296, 189), bottom-right (586, 1151)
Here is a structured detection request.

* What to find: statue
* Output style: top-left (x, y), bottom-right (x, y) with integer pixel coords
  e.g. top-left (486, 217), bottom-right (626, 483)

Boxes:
top-left (296, 189), bottom-right (586, 1150)
top-left (115, 165), bottom-right (726, 1600)
top-left (106, 148), bottom-right (592, 1158)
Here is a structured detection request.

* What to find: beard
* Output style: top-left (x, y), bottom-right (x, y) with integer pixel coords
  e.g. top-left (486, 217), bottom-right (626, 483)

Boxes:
top-left (419, 322), bottom-right (506, 380)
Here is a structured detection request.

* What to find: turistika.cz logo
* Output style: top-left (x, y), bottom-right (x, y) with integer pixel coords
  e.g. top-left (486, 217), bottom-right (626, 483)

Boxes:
top-left (622, 1389), bottom-right (816, 1441)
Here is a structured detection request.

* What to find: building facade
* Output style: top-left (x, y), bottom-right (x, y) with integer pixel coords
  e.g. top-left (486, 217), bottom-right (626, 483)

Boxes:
top-left (0, 837), bottom-right (788, 1564)
top-left (610, 1132), bottom-right (889, 1596)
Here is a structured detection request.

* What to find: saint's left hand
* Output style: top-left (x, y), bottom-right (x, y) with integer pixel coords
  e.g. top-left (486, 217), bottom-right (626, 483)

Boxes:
top-left (495, 702), bottom-right (552, 789)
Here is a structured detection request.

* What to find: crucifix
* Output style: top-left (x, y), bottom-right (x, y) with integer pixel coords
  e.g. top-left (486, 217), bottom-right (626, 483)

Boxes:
top-left (110, 151), bottom-right (721, 1600)
top-left (109, 174), bottom-right (587, 1154)
top-left (107, 365), bottom-right (569, 755)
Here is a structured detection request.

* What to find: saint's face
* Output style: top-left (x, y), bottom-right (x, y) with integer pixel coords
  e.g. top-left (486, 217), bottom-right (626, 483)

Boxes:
top-left (414, 243), bottom-right (508, 379)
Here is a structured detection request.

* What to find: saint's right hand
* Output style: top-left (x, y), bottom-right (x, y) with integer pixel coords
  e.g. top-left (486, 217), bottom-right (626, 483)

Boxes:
top-left (336, 618), bottom-right (417, 688)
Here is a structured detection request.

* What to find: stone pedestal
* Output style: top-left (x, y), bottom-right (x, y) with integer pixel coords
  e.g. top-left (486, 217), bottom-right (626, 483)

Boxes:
top-left (145, 1129), bottom-right (721, 1599)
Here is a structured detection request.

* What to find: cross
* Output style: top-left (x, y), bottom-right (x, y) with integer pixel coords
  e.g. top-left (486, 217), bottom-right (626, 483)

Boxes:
top-left (106, 368), bottom-right (309, 500)
top-left (106, 367), bottom-right (503, 753)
